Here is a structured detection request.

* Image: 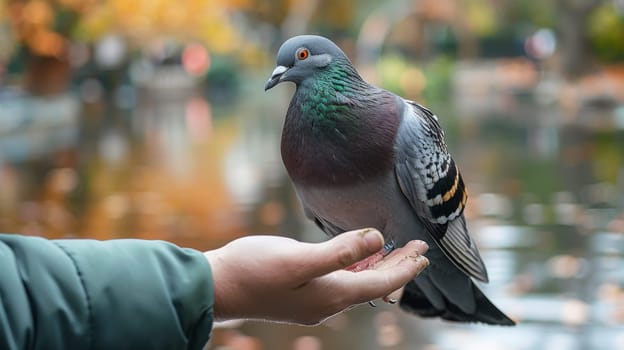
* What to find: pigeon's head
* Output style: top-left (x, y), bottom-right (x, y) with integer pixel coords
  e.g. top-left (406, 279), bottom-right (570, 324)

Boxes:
top-left (264, 35), bottom-right (350, 91)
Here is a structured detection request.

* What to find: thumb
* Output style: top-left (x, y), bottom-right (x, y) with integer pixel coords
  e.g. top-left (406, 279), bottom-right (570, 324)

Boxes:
top-left (300, 228), bottom-right (385, 280)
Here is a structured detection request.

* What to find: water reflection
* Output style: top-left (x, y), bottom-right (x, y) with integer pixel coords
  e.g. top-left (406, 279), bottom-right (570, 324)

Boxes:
top-left (0, 73), bottom-right (623, 349)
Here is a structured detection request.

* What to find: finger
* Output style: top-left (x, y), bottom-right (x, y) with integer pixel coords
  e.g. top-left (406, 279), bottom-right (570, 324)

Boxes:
top-left (298, 228), bottom-right (385, 280)
top-left (333, 254), bottom-right (430, 306)
top-left (372, 241), bottom-right (427, 304)
top-left (373, 240), bottom-right (429, 270)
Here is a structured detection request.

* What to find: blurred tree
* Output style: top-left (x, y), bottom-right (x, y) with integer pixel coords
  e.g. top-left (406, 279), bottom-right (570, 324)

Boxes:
top-left (502, 0), bottom-right (556, 28)
top-left (555, 0), bottom-right (604, 79)
top-left (3, 0), bottom-right (254, 94)
top-left (5, 0), bottom-right (81, 93)
top-left (588, 2), bottom-right (624, 62)
top-left (5, 0), bottom-right (253, 55)
top-left (76, 0), bottom-right (250, 54)
top-left (486, 0), bottom-right (613, 79)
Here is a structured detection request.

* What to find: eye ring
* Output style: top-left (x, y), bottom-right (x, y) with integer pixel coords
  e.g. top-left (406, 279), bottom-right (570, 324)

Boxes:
top-left (296, 48), bottom-right (310, 60)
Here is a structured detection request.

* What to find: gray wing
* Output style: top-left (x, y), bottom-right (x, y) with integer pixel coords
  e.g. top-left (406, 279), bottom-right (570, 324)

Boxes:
top-left (394, 100), bottom-right (489, 282)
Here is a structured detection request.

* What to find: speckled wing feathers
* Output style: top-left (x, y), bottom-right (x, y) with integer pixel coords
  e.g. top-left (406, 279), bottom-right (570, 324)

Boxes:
top-left (395, 101), bottom-right (488, 282)
top-left (397, 102), bottom-right (466, 224)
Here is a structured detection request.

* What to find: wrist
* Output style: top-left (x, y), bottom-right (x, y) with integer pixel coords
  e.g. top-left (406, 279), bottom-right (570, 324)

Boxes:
top-left (204, 248), bottom-right (232, 321)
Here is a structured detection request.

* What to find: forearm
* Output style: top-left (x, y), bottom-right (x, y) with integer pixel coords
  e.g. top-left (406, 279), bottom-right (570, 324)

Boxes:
top-left (0, 234), bottom-right (214, 350)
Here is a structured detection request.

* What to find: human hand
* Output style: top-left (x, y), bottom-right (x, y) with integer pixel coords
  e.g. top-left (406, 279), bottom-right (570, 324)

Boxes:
top-left (204, 228), bottom-right (429, 325)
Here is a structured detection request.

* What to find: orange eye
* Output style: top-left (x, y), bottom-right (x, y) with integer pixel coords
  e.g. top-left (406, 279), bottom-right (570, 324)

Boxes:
top-left (296, 48), bottom-right (309, 60)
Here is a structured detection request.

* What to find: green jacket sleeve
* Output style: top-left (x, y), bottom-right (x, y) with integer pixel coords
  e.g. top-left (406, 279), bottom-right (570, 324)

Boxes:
top-left (0, 234), bottom-right (214, 350)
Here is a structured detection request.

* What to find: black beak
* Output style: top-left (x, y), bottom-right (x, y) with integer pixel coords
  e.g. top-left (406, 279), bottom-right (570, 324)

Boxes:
top-left (264, 65), bottom-right (288, 91)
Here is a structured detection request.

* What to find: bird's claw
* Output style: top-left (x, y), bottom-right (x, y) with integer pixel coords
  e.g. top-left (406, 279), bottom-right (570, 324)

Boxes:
top-left (383, 240), bottom-right (396, 256)
top-left (383, 296), bottom-right (398, 304)
top-left (369, 297), bottom-right (397, 307)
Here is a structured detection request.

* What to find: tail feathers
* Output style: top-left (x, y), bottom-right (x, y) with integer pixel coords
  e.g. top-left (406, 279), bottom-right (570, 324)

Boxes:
top-left (400, 280), bottom-right (516, 326)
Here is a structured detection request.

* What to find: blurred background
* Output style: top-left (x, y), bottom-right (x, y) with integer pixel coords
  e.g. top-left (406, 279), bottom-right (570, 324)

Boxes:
top-left (1, 0), bottom-right (624, 349)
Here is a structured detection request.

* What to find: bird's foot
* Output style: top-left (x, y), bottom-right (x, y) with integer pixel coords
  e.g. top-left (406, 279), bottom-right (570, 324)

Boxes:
top-left (382, 296), bottom-right (398, 304)
top-left (344, 240), bottom-right (396, 272)
top-left (368, 297), bottom-right (397, 307)
top-left (382, 240), bottom-right (396, 256)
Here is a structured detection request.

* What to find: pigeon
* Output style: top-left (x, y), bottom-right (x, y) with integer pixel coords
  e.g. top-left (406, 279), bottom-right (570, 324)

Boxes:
top-left (265, 35), bottom-right (515, 326)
